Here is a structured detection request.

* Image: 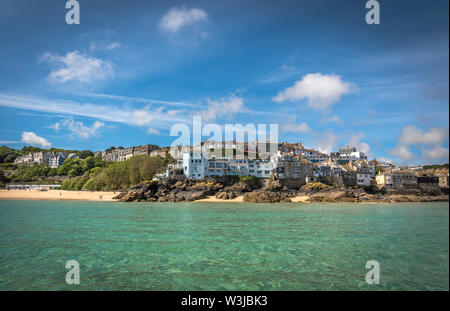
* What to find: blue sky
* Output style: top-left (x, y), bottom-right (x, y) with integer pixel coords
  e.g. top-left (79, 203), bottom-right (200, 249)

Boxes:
top-left (0, 0), bottom-right (448, 165)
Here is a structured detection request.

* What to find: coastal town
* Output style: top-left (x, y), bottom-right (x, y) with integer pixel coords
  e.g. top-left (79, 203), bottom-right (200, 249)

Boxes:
top-left (6, 141), bottom-right (449, 199)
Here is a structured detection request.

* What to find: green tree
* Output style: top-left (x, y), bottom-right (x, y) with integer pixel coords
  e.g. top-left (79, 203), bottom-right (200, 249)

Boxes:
top-left (77, 150), bottom-right (94, 159)
top-left (0, 146), bottom-right (19, 163)
top-left (58, 159), bottom-right (83, 176)
top-left (84, 156), bottom-right (96, 171)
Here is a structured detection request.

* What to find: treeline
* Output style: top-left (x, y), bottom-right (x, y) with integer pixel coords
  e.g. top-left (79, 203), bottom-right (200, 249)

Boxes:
top-left (0, 145), bottom-right (95, 164)
top-left (0, 144), bottom-right (177, 188)
top-left (61, 155), bottom-right (173, 191)
top-left (13, 156), bottom-right (106, 180)
top-left (0, 156), bottom-right (107, 186)
top-left (2, 155), bottom-right (175, 188)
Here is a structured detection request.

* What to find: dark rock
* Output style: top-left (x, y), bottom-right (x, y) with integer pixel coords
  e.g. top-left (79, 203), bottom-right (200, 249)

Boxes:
top-left (216, 191), bottom-right (237, 200)
top-left (243, 190), bottom-right (289, 203)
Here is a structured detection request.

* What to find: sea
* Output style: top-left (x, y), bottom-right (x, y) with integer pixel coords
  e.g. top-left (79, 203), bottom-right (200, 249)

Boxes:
top-left (0, 200), bottom-right (448, 290)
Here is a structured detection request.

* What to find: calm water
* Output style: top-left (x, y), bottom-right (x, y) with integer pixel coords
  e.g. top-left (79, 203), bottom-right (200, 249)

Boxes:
top-left (0, 200), bottom-right (448, 290)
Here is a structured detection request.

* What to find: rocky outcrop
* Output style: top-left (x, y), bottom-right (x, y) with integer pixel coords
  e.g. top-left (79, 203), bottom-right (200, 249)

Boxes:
top-left (298, 183), bottom-right (449, 203)
top-left (243, 191), bottom-right (292, 203)
top-left (113, 180), bottom-right (449, 203)
top-left (242, 185), bottom-right (295, 203)
top-left (308, 189), bottom-right (358, 203)
top-left (113, 180), bottom-right (222, 202)
top-left (215, 191), bottom-right (237, 200)
top-left (213, 179), bottom-right (263, 200)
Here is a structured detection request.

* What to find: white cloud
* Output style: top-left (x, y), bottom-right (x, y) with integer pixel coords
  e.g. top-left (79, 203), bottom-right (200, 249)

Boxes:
top-left (21, 131), bottom-right (51, 147)
top-left (282, 122), bottom-right (310, 133)
top-left (159, 7), bottom-right (208, 34)
top-left (201, 95), bottom-right (244, 122)
top-left (389, 144), bottom-right (414, 160)
top-left (349, 132), bottom-right (370, 154)
top-left (273, 73), bottom-right (356, 110)
top-left (398, 125), bottom-right (448, 146)
top-left (421, 146), bottom-right (449, 160)
top-left (39, 51), bottom-right (113, 83)
top-left (390, 125), bottom-right (449, 162)
top-left (314, 130), bottom-right (339, 154)
top-left (51, 118), bottom-right (104, 139)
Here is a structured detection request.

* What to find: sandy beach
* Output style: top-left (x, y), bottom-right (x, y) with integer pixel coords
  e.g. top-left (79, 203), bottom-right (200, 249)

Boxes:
top-left (0, 190), bottom-right (118, 201)
top-left (194, 195), bottom-right (244, 203)
top-left (0, 190), bottom-right (313, 203)
top-left (291, 195), bottom-right (310, 203)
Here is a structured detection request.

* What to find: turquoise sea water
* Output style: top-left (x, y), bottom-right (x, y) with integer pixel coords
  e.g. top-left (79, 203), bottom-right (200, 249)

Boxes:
top-left (0, 200), bottom-right (448, 291)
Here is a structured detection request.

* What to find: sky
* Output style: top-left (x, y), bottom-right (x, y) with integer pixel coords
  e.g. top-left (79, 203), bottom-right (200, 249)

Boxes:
top-left (0, 0), bottom-right (448, 165)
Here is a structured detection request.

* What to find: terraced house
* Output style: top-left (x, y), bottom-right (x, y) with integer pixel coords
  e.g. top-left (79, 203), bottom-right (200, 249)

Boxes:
top-left (99, 144), bottom-right (159, 162)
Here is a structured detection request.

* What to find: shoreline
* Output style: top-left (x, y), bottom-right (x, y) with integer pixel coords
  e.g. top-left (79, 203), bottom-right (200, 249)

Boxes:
top-left (0, 190), bottom-right (448, 204)
top-left (0, 190), bottom-right (118, 202)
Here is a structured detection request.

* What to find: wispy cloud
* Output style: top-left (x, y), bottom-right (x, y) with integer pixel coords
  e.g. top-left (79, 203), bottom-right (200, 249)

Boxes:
top-left (51, 118), bottom-right (104, 139)
top-left (158, 7), bottom-right (208, 34)
top-left (260, 64), bottom-right (298, 83)
top-left (78, 92), bottom-right (198, 108)
top-left (39, 51), bottom-right (113, 83)
top-left (147, 128), bottom-right (160, 135)
top-left (200, 94), bottom-right (244, 122)
top-left (89, 41), bottom-right (121, 51)
top-left (322, 115), bottom-right (344, 127)
top-left (0, 93), bottom-right (187, 131)
top-left (282, 122), bottom-right (310, 133)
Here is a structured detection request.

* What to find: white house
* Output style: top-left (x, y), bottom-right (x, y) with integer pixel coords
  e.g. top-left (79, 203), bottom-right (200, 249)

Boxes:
top-left (249, 159), bottom-right (273, 178)
top-left (228, 158), bottom-right (249, 176)
top-left (206, 157), bottom-right (228, 177)
top-left (182, 152), bottom-right (207, 180)
top-left (49, 152), bottom-right (67, 168)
